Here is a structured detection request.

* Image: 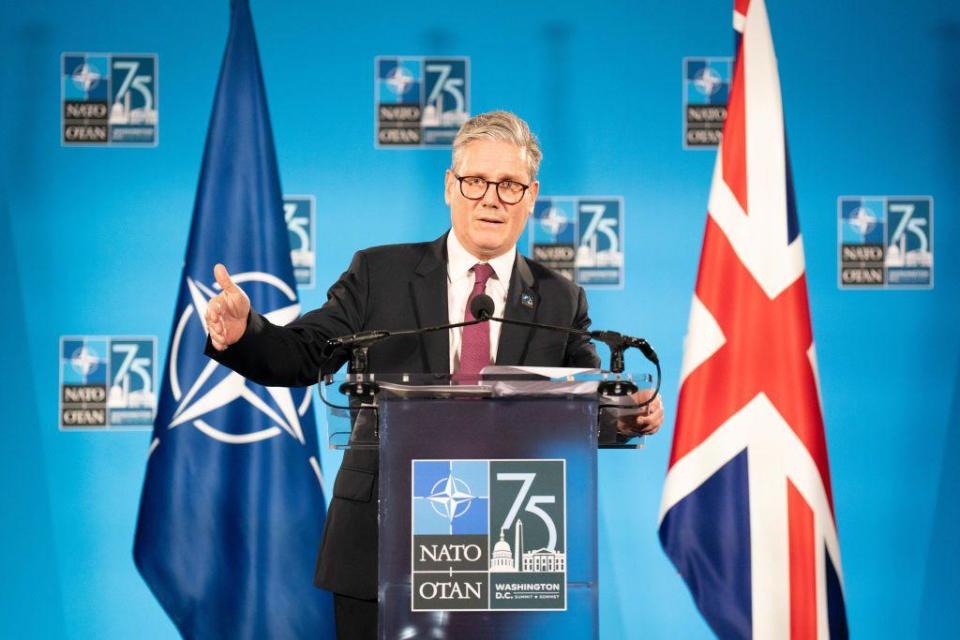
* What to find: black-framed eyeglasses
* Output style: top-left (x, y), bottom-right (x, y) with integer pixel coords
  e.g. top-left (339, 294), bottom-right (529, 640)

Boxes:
top-left (454, 174), bottom-right (531, 205)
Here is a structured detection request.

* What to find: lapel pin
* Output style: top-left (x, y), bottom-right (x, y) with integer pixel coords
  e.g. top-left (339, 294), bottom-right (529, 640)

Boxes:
top-left (521, 292), bottom-right (535, 309)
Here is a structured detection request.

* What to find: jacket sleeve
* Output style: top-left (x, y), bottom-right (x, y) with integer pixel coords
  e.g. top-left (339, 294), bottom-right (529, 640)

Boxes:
top-left (563, 285), bottom-right (602, 369)
top-left (204, 251), bottom-right (369, 387)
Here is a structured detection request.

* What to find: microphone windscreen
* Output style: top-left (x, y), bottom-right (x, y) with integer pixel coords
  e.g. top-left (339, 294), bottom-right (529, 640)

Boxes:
top-left (470, 294), bottom-right (495, 320)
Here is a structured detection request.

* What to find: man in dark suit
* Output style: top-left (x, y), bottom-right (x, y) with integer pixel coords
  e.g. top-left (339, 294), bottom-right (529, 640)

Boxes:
top-left (204, 111), bottom-right (663, 638)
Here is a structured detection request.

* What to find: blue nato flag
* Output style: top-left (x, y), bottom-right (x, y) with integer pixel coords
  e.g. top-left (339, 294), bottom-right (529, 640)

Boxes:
top-left (133, 1), bottom-right (334, 637)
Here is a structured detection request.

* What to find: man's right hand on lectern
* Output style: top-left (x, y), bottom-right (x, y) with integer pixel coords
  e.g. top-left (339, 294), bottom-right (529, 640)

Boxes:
top-left (205, 263), bottom-right (251, 351)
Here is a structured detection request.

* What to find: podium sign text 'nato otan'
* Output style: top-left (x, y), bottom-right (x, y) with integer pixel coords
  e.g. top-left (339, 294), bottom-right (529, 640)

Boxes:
top-left (410, 459), bottom-right (567, 612)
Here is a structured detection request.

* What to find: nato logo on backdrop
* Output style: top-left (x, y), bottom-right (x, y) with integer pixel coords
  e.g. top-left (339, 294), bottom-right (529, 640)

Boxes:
top-left (283, 195), bottom-right (316, 289)
top-left (375, 56), bottom-right (470, 147)
top-left (528, 197), bottom-right (624, 289)
top-left (61, 53), bottom-right (158, 146)
top-left (682, 57), bottom-right (731, 149)
top-left (838, 196), bottom-right (934, 288)
top-left (411, 459), bottom-right (567, 612)
top-left (60, 336), bottom-right (157, 429)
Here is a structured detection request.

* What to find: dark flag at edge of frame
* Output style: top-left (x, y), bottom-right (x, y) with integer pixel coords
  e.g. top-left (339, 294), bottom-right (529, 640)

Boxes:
top-left (133, 0), bottom-right (335, 637)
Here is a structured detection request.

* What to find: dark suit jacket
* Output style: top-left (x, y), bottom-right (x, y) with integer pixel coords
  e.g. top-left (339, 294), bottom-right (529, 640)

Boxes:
top-left (207, 232), bottom-right (600, 600)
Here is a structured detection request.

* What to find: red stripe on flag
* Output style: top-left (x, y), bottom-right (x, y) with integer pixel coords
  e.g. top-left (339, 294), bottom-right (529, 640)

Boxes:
top-left (721, 43), bottom-right (748, 214)
top-left (735, 0), bottom-right (751, 18)
top-left (669, 217), bottom-right (835, 511)
top-left (788, 480), bottom-right (817, 639)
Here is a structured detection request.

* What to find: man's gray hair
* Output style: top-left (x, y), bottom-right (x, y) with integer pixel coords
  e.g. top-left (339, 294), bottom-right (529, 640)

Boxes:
top-left (451, 110), bottom-right (542, 181)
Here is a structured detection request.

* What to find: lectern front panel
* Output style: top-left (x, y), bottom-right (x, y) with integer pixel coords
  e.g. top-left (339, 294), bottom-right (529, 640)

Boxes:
top-left (379, 396), bottom-right (599, 639)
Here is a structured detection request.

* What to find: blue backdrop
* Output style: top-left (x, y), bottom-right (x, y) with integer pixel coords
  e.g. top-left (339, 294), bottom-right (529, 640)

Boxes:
top-left (2, 0), bottom-right (958, 637)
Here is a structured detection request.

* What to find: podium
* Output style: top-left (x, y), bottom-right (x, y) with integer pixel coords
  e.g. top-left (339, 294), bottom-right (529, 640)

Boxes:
top-left (323, 370), bottom-right (645, 639)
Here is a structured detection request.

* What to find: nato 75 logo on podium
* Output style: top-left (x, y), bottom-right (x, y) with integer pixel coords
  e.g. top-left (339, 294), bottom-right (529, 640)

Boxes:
top-left (411, 459), bottom-right (567, 612)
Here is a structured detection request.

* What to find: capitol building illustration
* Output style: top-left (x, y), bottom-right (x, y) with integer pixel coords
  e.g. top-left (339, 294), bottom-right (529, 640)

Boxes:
top-left (489, 519), bottom-right (566, 573)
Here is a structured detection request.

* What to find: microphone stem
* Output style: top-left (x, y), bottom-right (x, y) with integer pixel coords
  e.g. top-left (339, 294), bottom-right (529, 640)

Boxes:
top-left (483, 314), bottom-right (591, 338)
top-left (385, 316), bottom-right (487, 338)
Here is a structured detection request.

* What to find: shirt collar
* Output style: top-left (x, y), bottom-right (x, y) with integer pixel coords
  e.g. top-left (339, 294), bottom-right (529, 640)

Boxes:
top-left (446, 230), bottom-right (516, 285)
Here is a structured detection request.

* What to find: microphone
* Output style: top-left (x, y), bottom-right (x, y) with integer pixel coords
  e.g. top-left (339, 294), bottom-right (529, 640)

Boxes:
top-left (470, 294), bottom-right (495, 321)
top-left (590, 330), bottom-right (659, 365)
top-left (322, 330), bottom-right (391, 356)
top-left (468, 296), bottom-right (660, 401)
top-left (469, 293), bottom-right (659, 370)
top-left (326, 290), bottom-right (661, 405)
top-left (324, 299), bottom-right (495, 372)
top-left (327, 292), bottom-right (659, 379)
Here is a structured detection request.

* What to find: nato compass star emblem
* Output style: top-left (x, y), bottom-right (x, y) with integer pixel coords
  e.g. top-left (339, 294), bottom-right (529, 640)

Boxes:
top-left (427, 473), bottom-right (476, 523)
top-left (70, 345), bottom-right (103, 377)
top-left (71, 63), bottom-right (102, 92)
top-left (848, 206), bottom-right (879, 237)
top-left (693, 66), bottom-right (722, 96)
top-left (166, 271), bottom-right (311, 446)
top-left (538, 206), bottom-right (569, 238)
top-left (386, 65), bottom-right (415, 98)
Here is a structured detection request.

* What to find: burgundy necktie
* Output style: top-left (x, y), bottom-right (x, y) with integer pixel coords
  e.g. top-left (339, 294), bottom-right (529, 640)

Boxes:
top-left (459, 263), bottom-right (495, 375)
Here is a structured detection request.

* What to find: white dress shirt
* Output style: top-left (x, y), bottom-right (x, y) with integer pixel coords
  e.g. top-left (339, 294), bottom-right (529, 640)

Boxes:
top-left (446, 232), bottom-right (515, 373)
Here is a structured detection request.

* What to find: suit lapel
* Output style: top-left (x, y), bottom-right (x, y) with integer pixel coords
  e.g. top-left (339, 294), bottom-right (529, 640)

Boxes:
top-left (409, 234), bottom-right (450, 374)
top-left (495, 253), bottom-right (538, 366)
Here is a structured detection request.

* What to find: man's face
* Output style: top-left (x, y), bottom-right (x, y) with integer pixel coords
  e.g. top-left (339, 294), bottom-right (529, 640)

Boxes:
top-left (445, 139), bottom-right (539, 260)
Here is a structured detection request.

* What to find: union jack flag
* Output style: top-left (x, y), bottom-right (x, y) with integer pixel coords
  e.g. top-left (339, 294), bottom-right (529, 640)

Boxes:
top-left (659, 1), bottom-right (848, 638)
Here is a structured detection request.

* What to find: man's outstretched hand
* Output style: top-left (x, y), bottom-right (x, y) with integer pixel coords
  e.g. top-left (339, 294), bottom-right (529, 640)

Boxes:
top-left (205, 263), bottom-right (251, 351)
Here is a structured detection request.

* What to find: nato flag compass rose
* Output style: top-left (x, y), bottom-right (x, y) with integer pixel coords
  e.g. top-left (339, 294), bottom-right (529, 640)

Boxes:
top-left (166, 271), bottom-right (311, 445)
top-left (427, 473), bottom-right (476, 524)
